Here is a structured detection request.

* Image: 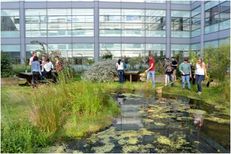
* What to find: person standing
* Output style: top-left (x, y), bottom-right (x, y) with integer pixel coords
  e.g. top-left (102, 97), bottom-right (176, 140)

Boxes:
top-left (31, 56), bottom-right (41, 87)
top-left (195, 58), bottom-right (207, 95)
top-left (55, 56), bottom-right (63, 73)
top-left (116, 59), bottom-right (125, 83)
top-left (164, 58), bottom-right (173, 86)
top-left (179, 57), bottom-right (191, 89)
top-left (29, 51), bottom-right (36, 65)
top-left (171, 57), bottom-right (178, 81)
top-left (145, 53), bottom-right (155, 88)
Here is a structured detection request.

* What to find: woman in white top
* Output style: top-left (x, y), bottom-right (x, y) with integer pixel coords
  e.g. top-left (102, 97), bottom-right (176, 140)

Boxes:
top-left (42, 58), bottom-right (54, 79)
top-left (195, 58), bottom-right (207, 94)
top-left (116, 59), bottom-right (125, 83)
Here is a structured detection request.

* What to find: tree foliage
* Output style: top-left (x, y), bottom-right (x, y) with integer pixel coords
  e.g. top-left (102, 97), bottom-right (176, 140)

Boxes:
top-left (204, 44), bottom-right (230, 81)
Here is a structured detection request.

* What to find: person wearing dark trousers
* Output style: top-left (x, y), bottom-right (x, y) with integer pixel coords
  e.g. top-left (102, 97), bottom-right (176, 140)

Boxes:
top-left (116, 59), bottom-right (125, 83)
top-left (171, 57), bottom-right (178, 81)
top-left (179, 57), bottom-right (191, 90)
top-left (42, 58), bottom-right (54, 79)
top-left (195, 58), bottom-right (207, 95)
top-left (31, 56), bottom-right (41, 87)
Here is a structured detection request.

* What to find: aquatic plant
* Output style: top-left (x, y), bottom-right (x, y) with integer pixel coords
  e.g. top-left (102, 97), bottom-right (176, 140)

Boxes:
top-left (92, 143), bottom-right (114, 153)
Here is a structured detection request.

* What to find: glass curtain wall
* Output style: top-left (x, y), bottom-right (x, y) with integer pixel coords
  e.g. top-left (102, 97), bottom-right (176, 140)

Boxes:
top-left (100, 9), bottom-right (121, 36)
top-left (205, 1), bottom-right (230, 34)
top-left (1, 9), bottom-right (20, 38)
top-left (171, 44), bottom-right (190, 57)
top-left (26, 9), bottom-right (47, 37)
top-left (99, 8), bottom-right (166, 58)
top-left (191, 6), bottom-right (201, 37)
top-left (171, 11), bottom-right (190, 37)
top-left (100, 43), bottom-right (166, 58)
top-left (146, 10), bottom-right (166, 37)
top-left (122, 9), bottom-right (145, 37)
top-left (25, 9), bottom-right (94, 58)
top-left (1, 9), bottom-right (20, 62)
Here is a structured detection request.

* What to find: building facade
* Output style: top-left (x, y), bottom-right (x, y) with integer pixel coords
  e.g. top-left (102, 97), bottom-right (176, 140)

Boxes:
top-left (1, 0), bottom-right (230, 63)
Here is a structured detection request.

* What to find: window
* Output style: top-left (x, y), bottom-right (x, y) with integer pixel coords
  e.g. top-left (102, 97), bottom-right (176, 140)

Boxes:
top-left (146, 10), bottom-right (166, 37)
top-left (25, 9), bottom-right (94, 37)
top-left (171, 11), bottom-right (190, 37)
top-left (171, 0), bottom-right (190, 4)
top-left (1, 10), bottom-right (20, 38)
top-left (205, 1), bottom-right (230, 33)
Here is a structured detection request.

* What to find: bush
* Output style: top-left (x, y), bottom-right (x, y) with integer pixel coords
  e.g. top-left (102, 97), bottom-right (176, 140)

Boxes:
top-left (1, 53), bottom-right (13, 77)
top-left (12, 64), bottom-right (31, 75)
top-left (1, 121), bottom-right (49, 153)
top-left (83, 59), bottom-right (118, 82)
top-left (204, 44), bottom-right (230, 81)
top-left (101, 50), bottom-right (113, 60)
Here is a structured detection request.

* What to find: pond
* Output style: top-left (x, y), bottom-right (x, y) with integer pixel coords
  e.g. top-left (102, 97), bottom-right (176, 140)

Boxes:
top-left (65, 91), bottom-right (230, 153)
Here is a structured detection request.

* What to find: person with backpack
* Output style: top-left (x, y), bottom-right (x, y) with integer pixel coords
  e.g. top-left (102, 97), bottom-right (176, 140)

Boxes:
top-left (179, 57), bottom-right (191, 89)
top-left (164, 58), bottom-right (173, 86)
top-left (171, 57), bottom-right (178, 81)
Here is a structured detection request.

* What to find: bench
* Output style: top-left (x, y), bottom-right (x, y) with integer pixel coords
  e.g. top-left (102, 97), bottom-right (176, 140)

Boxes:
top-left (16, 71), bottom-right (57, 85)
top-left (16, 72), bottom-right (33, 85)
top-left (124, 71), bottom-right (140, 82)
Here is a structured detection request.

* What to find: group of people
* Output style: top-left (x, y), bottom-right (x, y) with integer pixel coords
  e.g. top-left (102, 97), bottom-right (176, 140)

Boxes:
top-left (178, 57), bottom-right (207, 94)
top-left (116, 51), bottom-right (207, 95)
top-left (29, 51), bottom-right (63, 87)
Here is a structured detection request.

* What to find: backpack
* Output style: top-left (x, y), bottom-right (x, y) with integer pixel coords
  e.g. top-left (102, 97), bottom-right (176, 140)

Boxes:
top-left (166, 65), bottom-right (172, 73)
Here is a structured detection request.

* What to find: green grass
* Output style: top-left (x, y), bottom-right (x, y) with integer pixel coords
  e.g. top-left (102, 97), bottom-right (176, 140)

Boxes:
top-left (162, 81), bottom-right (230, 116)
top-left (1, 86), bottom-right (32, 121)
top-left (1, 80), bottom-right (120, 152)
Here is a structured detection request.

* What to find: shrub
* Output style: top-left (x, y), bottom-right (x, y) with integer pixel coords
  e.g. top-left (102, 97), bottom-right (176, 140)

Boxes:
top-left (83, 59), bottom-right (118, 82)
top-left (204, 44), bottom-right (230, 81)
top-left (1, 53), bottom-right (13, 77)
top-left (12, 64), bottom-right (31, 75)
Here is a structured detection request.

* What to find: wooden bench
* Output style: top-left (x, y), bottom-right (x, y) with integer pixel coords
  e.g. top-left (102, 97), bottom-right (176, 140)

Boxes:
top-left (16, 72), bottom-right (33, 85)
top-left (16, 71), bottom-right (57, 85)
top-left (124, 71), bottom-right (140, 82)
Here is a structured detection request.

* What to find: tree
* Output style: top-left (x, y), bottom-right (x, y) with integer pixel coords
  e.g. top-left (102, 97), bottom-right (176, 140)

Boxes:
top-left (204, 44), bottom-right (230, 81)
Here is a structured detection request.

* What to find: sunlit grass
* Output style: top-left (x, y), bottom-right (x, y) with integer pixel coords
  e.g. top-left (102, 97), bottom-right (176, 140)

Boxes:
top-left (162, 80), bottom-right (230, 115)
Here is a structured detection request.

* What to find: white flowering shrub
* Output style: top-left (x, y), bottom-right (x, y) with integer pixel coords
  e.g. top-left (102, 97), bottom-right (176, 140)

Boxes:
top-left (83, 59), bottom-right (118, 82)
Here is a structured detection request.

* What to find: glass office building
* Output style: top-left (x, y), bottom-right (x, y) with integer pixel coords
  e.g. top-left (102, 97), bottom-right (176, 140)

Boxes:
top-left (1, 0), bottom-right (230, 63)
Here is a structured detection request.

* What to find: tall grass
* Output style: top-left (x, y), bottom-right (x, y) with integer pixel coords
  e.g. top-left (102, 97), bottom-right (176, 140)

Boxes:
top-left (1, 118), bottom-right (49, 153)
top-left (30, 81), bottom-right (120, 139)
top-left (2, 71), bottom-right (120, 152)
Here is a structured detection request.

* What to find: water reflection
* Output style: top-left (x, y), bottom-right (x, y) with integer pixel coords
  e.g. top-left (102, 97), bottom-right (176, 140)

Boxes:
top-left (193, 113), bottom-right (204, 128)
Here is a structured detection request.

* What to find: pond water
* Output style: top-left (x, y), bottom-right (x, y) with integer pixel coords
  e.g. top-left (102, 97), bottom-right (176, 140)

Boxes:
top-left (66, 92), bottom-right (230, 153)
